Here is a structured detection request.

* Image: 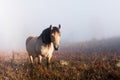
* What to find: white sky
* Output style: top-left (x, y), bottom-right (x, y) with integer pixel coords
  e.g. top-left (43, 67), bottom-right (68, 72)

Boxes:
top-left (0, 0), bottom-right (120, 50)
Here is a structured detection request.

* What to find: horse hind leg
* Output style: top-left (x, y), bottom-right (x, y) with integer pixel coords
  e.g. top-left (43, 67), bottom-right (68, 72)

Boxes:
top-left (38, 55), bottom-right (42, 64)
top-left (29, 55), bottom-right (34, 64)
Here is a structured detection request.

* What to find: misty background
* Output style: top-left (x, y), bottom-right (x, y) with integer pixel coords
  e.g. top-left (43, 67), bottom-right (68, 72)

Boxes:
top-left (0, 0), bottom-right (120, 51)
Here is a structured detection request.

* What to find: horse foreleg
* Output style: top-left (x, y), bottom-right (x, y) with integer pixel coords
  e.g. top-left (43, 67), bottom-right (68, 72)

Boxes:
top-left (47, 57), bottom-right (52, 68)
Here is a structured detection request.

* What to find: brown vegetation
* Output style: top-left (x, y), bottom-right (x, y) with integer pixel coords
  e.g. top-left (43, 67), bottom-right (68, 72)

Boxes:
top-left (0, 37), bottom-right (120, 80)
top-left (0, 51), bottom-right (120, 80)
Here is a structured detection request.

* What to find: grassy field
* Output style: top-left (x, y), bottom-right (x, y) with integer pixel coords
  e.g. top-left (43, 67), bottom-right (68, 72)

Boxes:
top-left (0, 50), bottom-right (120, 80)
top-left (0, 38), bottom-right (120, 80)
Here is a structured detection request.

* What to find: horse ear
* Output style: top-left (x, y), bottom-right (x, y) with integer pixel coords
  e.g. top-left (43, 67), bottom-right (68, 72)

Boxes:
top-left (59, 24), bottom-right (61, 29)
top-left (50, 25), bottom-right (53, 30)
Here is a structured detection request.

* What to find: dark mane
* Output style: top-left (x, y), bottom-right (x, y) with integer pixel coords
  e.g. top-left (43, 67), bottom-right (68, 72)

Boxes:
top-left (38, 28), bottom-right (51, 44)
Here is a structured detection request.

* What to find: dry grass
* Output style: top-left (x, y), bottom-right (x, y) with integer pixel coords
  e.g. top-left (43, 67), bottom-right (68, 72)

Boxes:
top-left (0, 50), bottom-right (120, 80)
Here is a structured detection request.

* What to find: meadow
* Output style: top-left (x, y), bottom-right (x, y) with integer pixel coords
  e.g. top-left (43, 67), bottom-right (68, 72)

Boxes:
top-left (0, 37), bottom-right (120, 80)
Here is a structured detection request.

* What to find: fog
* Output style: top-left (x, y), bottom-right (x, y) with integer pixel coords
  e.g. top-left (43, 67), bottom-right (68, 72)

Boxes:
top-left (0, 0), bottom-right (120, 50)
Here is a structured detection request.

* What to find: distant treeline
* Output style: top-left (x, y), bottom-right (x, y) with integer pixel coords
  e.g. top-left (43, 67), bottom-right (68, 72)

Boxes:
top-left (60, 37), bottom-right (120, 54)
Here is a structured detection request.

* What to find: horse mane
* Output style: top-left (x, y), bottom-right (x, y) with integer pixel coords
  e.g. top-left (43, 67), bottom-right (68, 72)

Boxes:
top-left (38, 28), bottom-right (51, 44)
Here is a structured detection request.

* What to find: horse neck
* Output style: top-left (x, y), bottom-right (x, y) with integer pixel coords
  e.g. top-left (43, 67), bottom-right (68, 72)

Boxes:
top-left (37, 36), bottom-right (52, 46)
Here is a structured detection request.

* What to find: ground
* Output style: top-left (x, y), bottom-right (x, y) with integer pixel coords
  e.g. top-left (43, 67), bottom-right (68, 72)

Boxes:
top-left (0, 49), bottom-right (120, 80)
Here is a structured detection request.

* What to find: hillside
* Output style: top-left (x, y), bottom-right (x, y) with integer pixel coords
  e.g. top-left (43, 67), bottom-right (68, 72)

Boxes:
top-left (61, 36), bottom-right (120, 53)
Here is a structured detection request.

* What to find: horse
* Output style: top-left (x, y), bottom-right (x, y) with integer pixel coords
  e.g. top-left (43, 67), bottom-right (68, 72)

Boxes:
top-left (26, 24), bottom-right (61, 67)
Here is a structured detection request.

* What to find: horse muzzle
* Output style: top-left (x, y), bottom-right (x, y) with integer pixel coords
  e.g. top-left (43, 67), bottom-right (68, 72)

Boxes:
top-left (54, 45), bottom-right (59, 51)
top-left (54, 47), bottom-right (58, 50)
